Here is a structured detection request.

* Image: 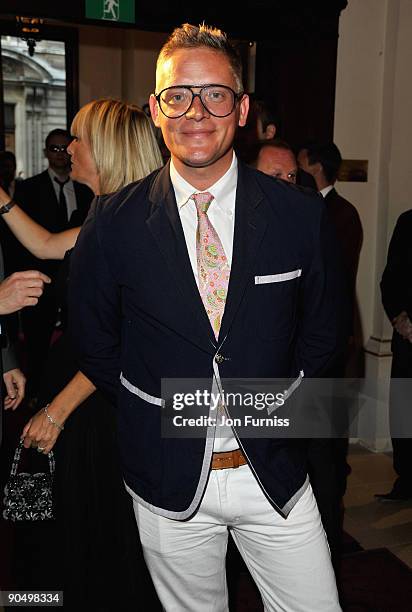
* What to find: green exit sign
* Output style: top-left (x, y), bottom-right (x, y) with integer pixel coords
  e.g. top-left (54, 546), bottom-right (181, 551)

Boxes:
top-left (86, 0), bottom-right (135, 24)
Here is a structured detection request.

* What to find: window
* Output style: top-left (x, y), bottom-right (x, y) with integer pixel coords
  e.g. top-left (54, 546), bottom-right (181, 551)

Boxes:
top-left (0, 21), bottom-right (78, 179)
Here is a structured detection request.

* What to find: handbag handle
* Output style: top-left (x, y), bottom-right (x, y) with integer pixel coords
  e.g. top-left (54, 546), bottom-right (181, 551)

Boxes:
top-left (10, 439), bottom-right (55, 478)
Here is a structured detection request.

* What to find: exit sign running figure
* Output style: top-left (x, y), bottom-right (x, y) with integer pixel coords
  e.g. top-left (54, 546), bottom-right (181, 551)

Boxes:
top-left (86, 0), bottom-right (135, 24)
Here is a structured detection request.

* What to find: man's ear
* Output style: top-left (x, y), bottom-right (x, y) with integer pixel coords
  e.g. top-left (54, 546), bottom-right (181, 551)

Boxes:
top-left (238, 94), bottom-right (249, 128)
top-left (313, 161), bottom-right (323, 177)
top-left (149, 94), bottom-right (161, 128)
top-left (264, 123), bottom-right (276, 139)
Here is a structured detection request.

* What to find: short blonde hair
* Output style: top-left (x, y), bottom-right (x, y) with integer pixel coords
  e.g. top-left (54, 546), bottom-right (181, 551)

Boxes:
top-left (71, 99), bottom-right (163, 194)
top-left (157, 23), bottom-right (243, 93)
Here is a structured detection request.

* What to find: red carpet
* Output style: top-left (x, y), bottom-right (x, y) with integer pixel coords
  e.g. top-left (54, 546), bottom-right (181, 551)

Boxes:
top-left (340, 548), bottom-right (412, 612)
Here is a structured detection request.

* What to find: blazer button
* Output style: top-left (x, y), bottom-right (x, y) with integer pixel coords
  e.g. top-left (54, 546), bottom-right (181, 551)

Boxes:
top-left (215, 354), bottom-right (224, 364)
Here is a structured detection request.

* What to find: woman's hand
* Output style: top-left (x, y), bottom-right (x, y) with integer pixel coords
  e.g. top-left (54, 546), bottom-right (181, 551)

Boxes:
top-left (20, 370), bottom-right (95, 454)
top-left (21, 404), bottom-right (65, 454)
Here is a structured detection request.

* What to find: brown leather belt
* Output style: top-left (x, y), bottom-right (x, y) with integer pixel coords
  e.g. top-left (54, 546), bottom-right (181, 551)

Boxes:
top-left (211, 449), bottom-right (247, 470)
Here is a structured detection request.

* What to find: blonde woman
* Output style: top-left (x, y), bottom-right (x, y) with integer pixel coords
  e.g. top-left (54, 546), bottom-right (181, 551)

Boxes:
top-left (0, 99), bottom-right (162, 261)
top-left (0, 98), bottom-right (163, 610)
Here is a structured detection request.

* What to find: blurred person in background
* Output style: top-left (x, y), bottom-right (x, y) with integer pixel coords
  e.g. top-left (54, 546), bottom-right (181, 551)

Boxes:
top-left (377, 211), bottom-right (412, 503)
top-left (235, 94), bottom-right (278, 163)
top-left (253, 139), bottom-right (298, 183)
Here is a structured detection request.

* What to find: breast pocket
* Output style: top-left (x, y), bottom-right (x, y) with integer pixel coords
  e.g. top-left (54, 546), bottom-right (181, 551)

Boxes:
top-left (254, 269), bottom-right (301, 340)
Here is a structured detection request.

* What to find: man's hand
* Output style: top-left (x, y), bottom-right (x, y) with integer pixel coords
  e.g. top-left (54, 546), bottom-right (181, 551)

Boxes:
top-left (392, 311), bottom-right (412, 342)
top-left (0, 270), bottom-right (51, 315)
top-left (3, 368), bottom-right (26, 410)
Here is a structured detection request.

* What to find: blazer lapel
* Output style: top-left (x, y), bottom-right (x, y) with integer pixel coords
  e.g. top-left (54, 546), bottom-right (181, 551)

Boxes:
top-left (146, 165), bottom-right (216, 348)
top-left (219, 163), bottom-right (268, 342)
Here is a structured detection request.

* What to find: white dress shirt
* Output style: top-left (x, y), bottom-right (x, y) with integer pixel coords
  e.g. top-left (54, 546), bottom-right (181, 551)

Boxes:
top-left (48, 168), bottom-right (77, 221)
top-left (170, 153), bottom-right (238, 452)
top-left (319, 184), bottom-right (334, 198)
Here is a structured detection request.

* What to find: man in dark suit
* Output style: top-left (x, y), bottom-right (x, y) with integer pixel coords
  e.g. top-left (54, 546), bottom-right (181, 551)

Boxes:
top-left (70, 24), bottom-right (344, 611)
top-left (377, 211), bottom-right (412, 501)
top-left (15, 129), bottom-right (93, 402)
top-left (297, 142), bottom-right (363, 304)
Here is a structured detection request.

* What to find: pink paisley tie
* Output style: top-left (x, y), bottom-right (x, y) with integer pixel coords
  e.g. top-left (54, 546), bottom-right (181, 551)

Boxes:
top-left (192, 192), bottom-right (230, 339)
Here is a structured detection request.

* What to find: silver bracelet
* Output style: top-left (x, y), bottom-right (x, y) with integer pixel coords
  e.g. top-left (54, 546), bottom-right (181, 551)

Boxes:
top-left (43, 404), bottom-right (64, 431)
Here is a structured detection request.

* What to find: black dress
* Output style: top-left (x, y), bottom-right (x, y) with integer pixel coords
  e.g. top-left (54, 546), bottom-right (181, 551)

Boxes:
top-left (37, 251), bottom-right (161, 611)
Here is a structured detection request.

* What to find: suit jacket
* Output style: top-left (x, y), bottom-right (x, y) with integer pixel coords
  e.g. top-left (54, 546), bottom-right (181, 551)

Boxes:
top-left (381, 210), bottom-right (412, 360)
top-left (324, 187), bottom-right (363, 302)
top-left (11, 171), bottom-right (93, 278)
top-left (69, 161), bottom-right (346, 519)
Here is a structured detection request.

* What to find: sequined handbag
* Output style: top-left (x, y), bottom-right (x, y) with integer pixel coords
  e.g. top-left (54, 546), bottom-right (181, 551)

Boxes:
top-left (2, 439), bottom-right (55, 522)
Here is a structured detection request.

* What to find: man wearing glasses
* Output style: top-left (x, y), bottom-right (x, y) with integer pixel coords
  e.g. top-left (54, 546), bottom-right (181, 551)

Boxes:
top-left (14, 129), bottom-right (93, 404)
top-left (17, 129), bottom-right (93, 232)
top-left (70, 23), bottom-right (343, 611)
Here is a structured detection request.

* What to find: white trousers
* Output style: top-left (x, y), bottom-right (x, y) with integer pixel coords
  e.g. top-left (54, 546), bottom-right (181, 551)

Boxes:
top-left (133, 465), bottom-right (341, 612)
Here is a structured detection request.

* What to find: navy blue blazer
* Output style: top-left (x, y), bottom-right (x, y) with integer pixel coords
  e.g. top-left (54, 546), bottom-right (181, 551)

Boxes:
top-left (69, 161), bottom-right (346, 519)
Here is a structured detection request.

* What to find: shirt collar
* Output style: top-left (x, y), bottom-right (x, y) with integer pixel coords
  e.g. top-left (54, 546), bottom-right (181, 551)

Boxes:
top-left (320, 184), bottom-right (334, 198)
top-left (170, 153), bottom-right (238, 215)
top-left (48, 167), bottom-right (73, 188)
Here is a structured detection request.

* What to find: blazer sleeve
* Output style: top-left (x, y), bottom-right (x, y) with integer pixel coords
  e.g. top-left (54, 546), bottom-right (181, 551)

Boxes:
top-left (68, 201), bottom-right (121, 403)
top-left (293, 206), bottom-right (349, 378)
top-left (381, 212), bottom-right (412, 322)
